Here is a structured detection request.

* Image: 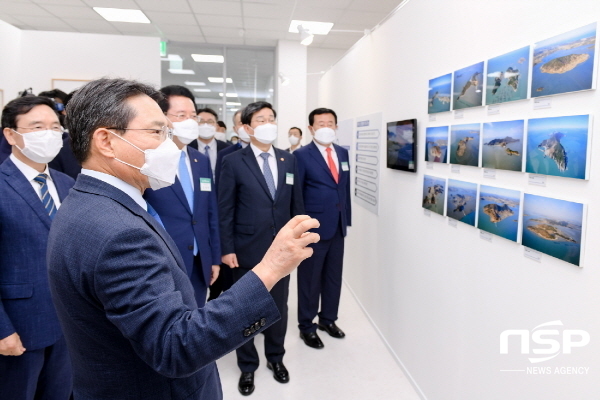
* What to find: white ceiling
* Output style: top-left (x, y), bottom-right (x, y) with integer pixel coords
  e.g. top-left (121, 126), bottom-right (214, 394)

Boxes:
top-left (0, 0), bottom-right (403, 50)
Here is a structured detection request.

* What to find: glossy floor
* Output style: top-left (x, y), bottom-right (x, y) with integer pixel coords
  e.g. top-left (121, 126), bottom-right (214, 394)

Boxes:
top-left (216, 271), bottom-right (422, 399)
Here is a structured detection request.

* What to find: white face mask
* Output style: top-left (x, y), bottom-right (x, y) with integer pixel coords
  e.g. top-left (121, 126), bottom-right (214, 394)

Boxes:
top-left (237, 126), bottom-right (250, 142)
top-left (110, 131), bottom-right (180, 191)
top-left (11, 129), bottom-right (63, 164)
top-left (198, 123), bottom-right (216, 140)
top-left (288, 135), bottom-right (300, 146)
top-left (171, 118), bottom-right (198, 145)
top-left (214, 131), bottom-right (227, 142)
top-left (251, 123), bottom-right (278, 145)
top-left (314, 127), bottom-right (336, 145)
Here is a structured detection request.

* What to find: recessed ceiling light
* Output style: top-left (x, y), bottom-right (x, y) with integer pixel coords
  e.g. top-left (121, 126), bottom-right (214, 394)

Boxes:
top-left (208, 77), bottom-right (233, 83)
top-left (185, 81), bottom-right (206, 86)
top-left (161, 54), bottom-right (182, 62)
top-left (93, 7), bottom-right (150, 23)
top-left (219, 93), bottom-right (238, 97)
top-left (193, 88), bottom-right (211, 92)
top-left (288, 20), bottom-right (333, 35)
top-left (168, 69), bottom-right (195, 75)
top-left (191, 54), bottom-right (224, 63)
top-left (226, 102), bottom-right (241, 106)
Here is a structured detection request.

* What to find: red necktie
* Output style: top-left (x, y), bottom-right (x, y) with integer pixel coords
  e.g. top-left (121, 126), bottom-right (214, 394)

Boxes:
top-left (326, 147), bottom-right (338, 184)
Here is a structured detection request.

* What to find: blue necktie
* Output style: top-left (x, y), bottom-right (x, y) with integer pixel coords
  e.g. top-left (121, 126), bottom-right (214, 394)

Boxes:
top-left (260, 152), bottom-right (276, 199)
top-left (177, 152), bottom-right (198, 255)
top-left (146, 202), bottom-right (164, 229)
top-left (204, 145), bottom-right (210, 162)
top-left (33, 173), bottom-right (57, 220)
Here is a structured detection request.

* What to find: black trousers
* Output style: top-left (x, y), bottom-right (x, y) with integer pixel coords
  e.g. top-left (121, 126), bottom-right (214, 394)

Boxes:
top-left (232, 268), bottom-right (289, 373)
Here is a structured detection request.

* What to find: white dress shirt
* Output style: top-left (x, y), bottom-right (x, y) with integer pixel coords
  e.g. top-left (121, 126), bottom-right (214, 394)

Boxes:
top-left (240, 140), bottom-right (249, 149)
top-left (10, 154), bottom-right (61, 207)
top-left (250, 143), bottom-right (278, 190)
top-left (81, 168), bottom-right (148, 211)
top-left (314, 140), bottom-right (339, 173)
top-left (198, 138), bottom-right (217, 178)
top-left (176, 146), bottom-right (194, 190)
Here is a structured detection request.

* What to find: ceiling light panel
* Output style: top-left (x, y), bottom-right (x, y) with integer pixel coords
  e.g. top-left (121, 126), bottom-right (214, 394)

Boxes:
top-left (191, 54), bottom-right (225, 63)
top-left (93, 7), bottom-right (151, 23)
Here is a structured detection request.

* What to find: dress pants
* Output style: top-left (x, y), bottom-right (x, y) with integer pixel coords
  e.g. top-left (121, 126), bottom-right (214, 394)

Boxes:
top-left (0, 335), bottom-right (72, 400)
top-left (297, 224), bottom-right (345, 333)
top-left (232, 268), bottom-right (289, 373)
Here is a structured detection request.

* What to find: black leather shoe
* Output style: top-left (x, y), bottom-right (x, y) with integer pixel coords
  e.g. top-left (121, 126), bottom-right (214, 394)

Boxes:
top-left (318, 322), bottom-right (345, 338)
top-left (299, 331), bottom-right (324, 349)
top-left (267, 361), bottom-right (290, 383)
top-left (238, 372), bottom-right (255, 396)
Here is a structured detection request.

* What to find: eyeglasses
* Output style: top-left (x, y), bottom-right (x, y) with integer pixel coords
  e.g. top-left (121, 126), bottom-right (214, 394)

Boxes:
top-left (252, 118), bottom-right (276, 124)
top-left (15, 126), bottom-right (63, 135)
top-left (167, 113), bottom-right (197, 122)
top-left (107, 126), bottom-right (173, 140)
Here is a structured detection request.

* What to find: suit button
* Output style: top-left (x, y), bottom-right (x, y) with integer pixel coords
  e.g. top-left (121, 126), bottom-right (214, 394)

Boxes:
top-left (260, 318), bottom-right (266, 327)
top-left (250, 326), bottom-right (256, 334)
top-left (254, 322), bottom-right (260, 331)
top-left (244, 329), bottom-right (251, 337)
top-left (188, 245), bottom-right (194, 250)
top-left (192, 220), bottom-right (197, 225)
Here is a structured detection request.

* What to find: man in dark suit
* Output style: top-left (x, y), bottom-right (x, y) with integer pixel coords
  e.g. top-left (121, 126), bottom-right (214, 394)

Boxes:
top-left (295, 108), bottom-right (351, 349)
top-left (46, 78), bottom-right (319, 400)
top-left (145, 88), bottom-right (221, 307)
top-left (219, 101), bottom-right (304, 395)
top-left (189, 107), bottom-right (230, 179)
top-left (0, 96), bottom-right (75, 399)
top-left (48, 132), bottom-right (82, 179)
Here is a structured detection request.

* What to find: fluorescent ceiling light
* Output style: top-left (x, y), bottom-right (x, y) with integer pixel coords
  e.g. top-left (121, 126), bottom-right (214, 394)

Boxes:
top-left (193, 88), bottom-right (211, 92)
top-left (185, 81), bottom-right (205, 86)
top-left (191, 54), bottom-right (224, 63)
top-left (208, 77), bottom-right (233, 83)
top-left (161, 54), bottom-right (182, 62)
top-left (219, 93), bottom-right (238, 97)
top-left (93, 7), bottom-right (150, 23)
top-left (168, 69), bottom-right (195, 75)
top-left (226, 102), bottom-right (241, 106)
top-left (229, 108), bottom-right (239, 111)
top-left (288, 20), bottom-right (333, 35)
top-left (268, 88), bottom-right (274, 92)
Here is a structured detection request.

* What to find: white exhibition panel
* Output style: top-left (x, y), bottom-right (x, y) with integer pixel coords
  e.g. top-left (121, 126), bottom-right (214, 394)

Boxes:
top-left (319, 0), bottom-right (600, 398)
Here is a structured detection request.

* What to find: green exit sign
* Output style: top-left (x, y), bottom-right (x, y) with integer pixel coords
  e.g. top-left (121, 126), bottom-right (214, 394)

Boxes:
top-left (160, 41), bottom-right (167, 57)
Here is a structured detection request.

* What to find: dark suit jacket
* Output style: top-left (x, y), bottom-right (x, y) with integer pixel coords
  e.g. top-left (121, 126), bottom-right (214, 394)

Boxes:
top-left (0, 136), bottom-right (10, 165)
top-left (0, 158), bottom-right (74, 350)
top-left (47, 174), bottom-right (280, 400)
top-left (48, 133), bottom-right (82, 180)
top-left (295, 141), bottom-right (351, 240)
top-left (189, 138), bottom-right (230, 153)
top-left (215, 142), bottom-right (242, 190)
top-left (144, 147), bottom-right (221, 303)
top-left (218, 145), bottom-right (304, 269)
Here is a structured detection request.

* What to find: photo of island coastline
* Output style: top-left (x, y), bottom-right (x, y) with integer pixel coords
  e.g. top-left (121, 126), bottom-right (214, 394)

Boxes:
top-left (477, 185), bottom-right (521, 242)
top-left (453, 62), bottom-right (484, 110)
top-left (482, 120), bottom-right (524, 172)
top-left (428, 73), bottom-right (452, 114)
top-left (387, 119), bottom-right (416, 172)
top-left (522, 194), bottom-right (584, 266)
top-left (486, 46), bottom-right (530, 105)
top-left (450, 123), bottom-right (481, 167)
top-left (422, 175), bottom-right (446, 216)
top-left (446, 179), bottom-right (478, 226)
top-left (526, 115), bottom-right (590, 180)
top-left (531, 23), bottom-right (597, 98)
top-left (425, 126), bottom-right (449, 163)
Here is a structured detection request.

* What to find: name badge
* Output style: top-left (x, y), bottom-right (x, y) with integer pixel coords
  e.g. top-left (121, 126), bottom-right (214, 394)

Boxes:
top-left (200, 178), bottom-right (212, 191)
top-left (286, 173), bottom-right (294, 185)
top-left (341, 162), bottom-right (349, 171)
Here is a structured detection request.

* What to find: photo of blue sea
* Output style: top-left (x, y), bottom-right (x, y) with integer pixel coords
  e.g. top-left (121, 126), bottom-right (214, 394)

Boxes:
top-left (422, 175), bottom-right (446, 216)
top-left (387, 122), bottom-right (415, 170)
top-left (526, 115), bottom-right (589, 180)
top-left (482, 120), bottom-right (524, 172)
top-left (477, 185), bottom-right (520, 242)
top-left (531, 23), bottom-right (597, 97)
top-left (446, 179), bottom-right (477, 226)
top-left (522, 194), bottom-right (584, 266)
top-left (453, 62), bottom-right (484, 110)
top-left (486, 46), bottom-right (530, 105)
top-left (425, 126), bottom-right (449, 163)
top-left (450, 123), bottom-right (480, 167)
top-left (428, 73), bottom-right (452, 114)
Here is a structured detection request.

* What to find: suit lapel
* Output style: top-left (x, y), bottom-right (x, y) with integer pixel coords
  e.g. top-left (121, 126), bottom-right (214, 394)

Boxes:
top-left (188, 147), bottom-right (201, 214)
top-left (50, 170), bottom-right (70, 201)
top-left (308, 141), bottom-right (337, 184)
top-left (274, 148), bottom-right (286, 203)
top-left (241, 146), bottom-right (273, 201)
top-left (334, 144), bottom-right (348, 187)
top-left (170, 177), bottom-right (192, 215)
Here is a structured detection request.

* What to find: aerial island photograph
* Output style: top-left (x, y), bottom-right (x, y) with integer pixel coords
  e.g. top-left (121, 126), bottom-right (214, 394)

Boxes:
top-left (482, 120), bottom-right (525, 171)
top-left (428, 73), bottom-right (452, 113)
top-left (477, 185), bottom-right (521, 242)
top-left (425, 126), bottom-right (449, 163)
top-left (446, 179), bottom-right (478, 226)
top-left (450, 123), bottom-right (481, 167)
top-left (422, 175), bottom-right (446, 216)
top-left (453, 61), bottom-right (484, 110)
top-left (486, 46), bottom-right (530, 105)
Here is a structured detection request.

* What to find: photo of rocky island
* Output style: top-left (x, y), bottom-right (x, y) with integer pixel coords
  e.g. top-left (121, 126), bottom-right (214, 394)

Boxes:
top-left (486, 46), bottom-right (530, 105)
top-left (453, 62), bottom-right (484, 110)
top-left (425, 126), bottom-right (449, 163)
top-left (428, 73), bottom-right (452, 114)
top-left (482, 120), bottom-right (525, 172)
top-left (450, 123), bottom-right (481, 167)
top-left (422, 175), bottom-right (446, 216)
top-left (477, 185), bottom-right (521, 242)
top-left (522, 194), bottom-right (584, 266)
top-left (531, 23), bottom-right (597, 97)
top-left (526, 115), bottom-right (590, 180)
top-left (446, 179), bottom-right (478, 226)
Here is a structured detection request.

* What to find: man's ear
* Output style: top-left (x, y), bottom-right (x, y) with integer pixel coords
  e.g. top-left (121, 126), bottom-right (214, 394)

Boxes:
top-left (2, 127), bottom-right (17, 145)
top-left (92, 128), bottom-right (116, 158)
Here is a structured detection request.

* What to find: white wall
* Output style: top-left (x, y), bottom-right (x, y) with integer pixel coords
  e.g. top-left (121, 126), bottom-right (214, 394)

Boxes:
top-left (0, 19), bottom-right (23, 102)
top-left (319, 1), bottom-right (600, 399)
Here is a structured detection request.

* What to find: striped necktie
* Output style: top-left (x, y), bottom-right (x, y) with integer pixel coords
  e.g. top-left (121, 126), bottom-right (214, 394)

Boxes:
top-left (260, 152), bottom-right (276, 199)
top-left (33, 173), bottom-right (57, 219)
